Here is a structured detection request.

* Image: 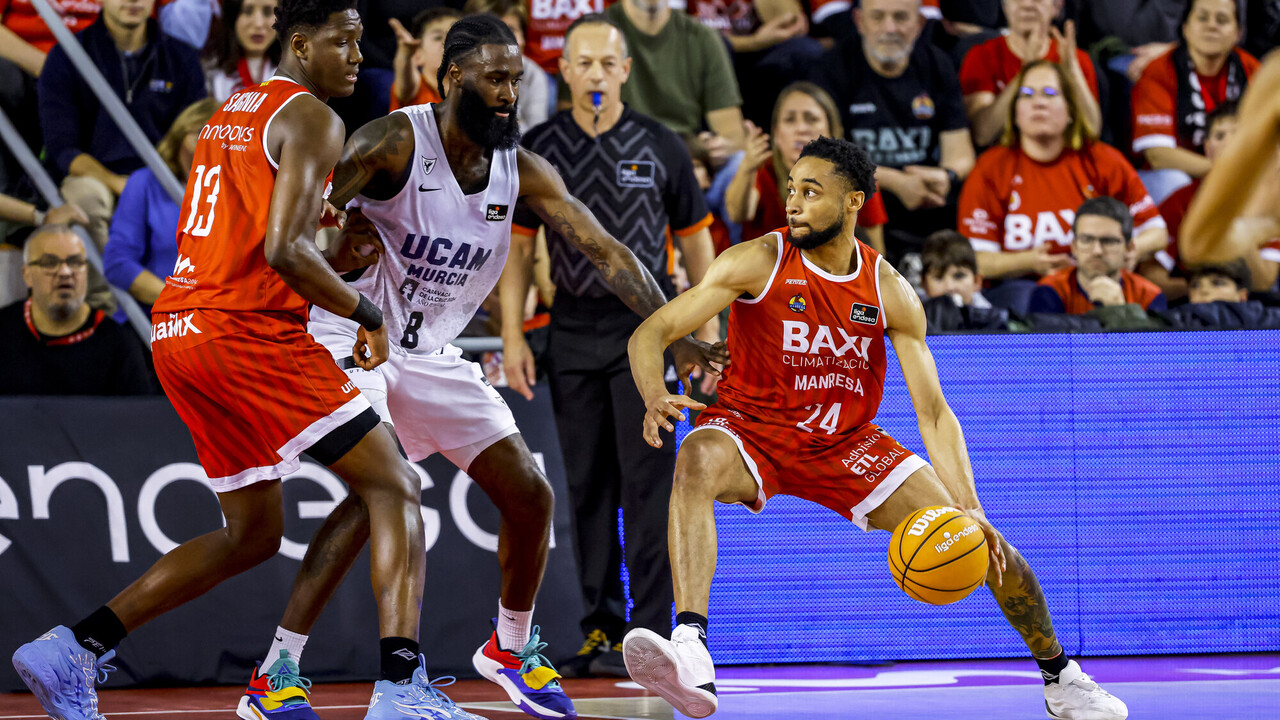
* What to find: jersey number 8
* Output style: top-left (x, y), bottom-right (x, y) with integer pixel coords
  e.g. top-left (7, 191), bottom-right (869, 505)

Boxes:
top-left (183, 164), bottom-right (222, 238)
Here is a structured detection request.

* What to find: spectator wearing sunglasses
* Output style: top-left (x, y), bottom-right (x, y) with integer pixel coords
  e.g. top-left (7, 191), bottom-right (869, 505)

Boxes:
top-left (0, 224), bottom-right (152, 396)
top-left (957, 61), bottom-right (1166, 310)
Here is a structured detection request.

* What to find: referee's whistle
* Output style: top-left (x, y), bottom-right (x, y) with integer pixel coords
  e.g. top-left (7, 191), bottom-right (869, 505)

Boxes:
top-left (591, 91), bottom-right (603, 109)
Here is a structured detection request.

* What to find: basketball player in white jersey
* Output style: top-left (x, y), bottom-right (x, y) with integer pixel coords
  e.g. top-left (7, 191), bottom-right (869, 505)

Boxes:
top-left (236, 15), bottom-right (726, 720)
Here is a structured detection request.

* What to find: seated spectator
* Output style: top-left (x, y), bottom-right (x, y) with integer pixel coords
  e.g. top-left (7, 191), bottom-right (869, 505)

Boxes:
top-left (1131, 0), bottom-right (1258, 201)
top-left (104, 98), bottom-right (217, 312)
top-left (920, 229), bottom-right (1010, 331)
top-left (1158, 260), bottom-right (1280, 328)
top-left (1188, 259), bottom-right (1249, 304)
top-left (0, 224), bottom-right (152, 395)
top-left (38, 0), bottom-right (206, 259)
top-left (686, 0), bottom-right (822, 128)
top-left (202, 0), bottom-right (278, 102)
top-left (0, 0), bottom-right (100, 192)
top-left (388, 7), bottom-right (462, 112)
top-left (959, 61), bottom-right (1166, 293)
top-left (464, 0), bottom-right (552, 132)
top-left (1029, 196), bottom-right (1167, 313)
top-left (605, 0), bottom-right (746, 149)
top-left (813, 0), bottom-right (975, 258)
top-left (960, 0), bottom-right (1100, 147)
top-left (725, 82), bottom-right (887, 253)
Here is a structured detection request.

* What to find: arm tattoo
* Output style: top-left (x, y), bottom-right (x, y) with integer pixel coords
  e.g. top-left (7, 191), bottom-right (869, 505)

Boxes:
top-left (989, 550), bottom-right (1063, 658)
top-left (329, 122), bottom-right (413, 206)
top-left (548, 210), bottom-right (667, 317)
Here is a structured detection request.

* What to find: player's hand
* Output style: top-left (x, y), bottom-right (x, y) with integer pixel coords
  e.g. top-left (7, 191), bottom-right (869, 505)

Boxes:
top-left (670, 335), bottom-right (729, 393)
top-left (327, 209), bottom-right (385, 273)
top-left (319, 200), bottom-right (347, 229)
top-left (962, 506), bottom-right (1007, 588)
top-left (353, 324), bottom-right (389, 370)
top-left (502, 334), bottom-right (537, 401)
top-left (1031, 244), bottom-right (1074, 276)
top-left (642, 393), bottom-right (706, 448)
top-left (45, 203), bottom-right (90, 227)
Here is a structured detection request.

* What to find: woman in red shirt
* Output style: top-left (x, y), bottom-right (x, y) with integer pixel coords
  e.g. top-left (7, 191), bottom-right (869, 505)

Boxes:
top-left (724, 82), bottom-right (888, 253)
top-left (1130, 0), bottom-right (1258, 179)
top-left (959, 60), bottom-right (1167, 281)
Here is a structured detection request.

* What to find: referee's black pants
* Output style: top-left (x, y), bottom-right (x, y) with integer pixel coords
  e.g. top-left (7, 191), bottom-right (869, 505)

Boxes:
top-left (546, 292), bottom-right (678, 642)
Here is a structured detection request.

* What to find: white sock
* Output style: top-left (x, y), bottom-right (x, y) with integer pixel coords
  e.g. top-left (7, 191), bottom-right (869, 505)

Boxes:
top-left (497, 600), bottom-right (534, 652)
top-left (262, 626), bottom-right (309, 670)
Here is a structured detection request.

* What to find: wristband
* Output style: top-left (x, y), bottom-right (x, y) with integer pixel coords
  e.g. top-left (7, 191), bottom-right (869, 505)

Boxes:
top-left (348, 293), bottom-right (382, 332)
top-left (945, 168), bottom-right (960, 192)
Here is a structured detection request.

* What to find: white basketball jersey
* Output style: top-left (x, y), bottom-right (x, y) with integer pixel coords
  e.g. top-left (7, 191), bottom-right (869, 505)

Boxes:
top-left (315, 104), bottom-right (519, 355)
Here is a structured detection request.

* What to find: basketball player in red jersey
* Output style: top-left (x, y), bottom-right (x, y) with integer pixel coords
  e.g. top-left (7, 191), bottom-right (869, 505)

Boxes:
top-left (621, 137), bottom-right (1128, 720)
top-left (1182, 53), bottom-right (1280, 267)
top-left (11, 2), bottom-right (442, 720)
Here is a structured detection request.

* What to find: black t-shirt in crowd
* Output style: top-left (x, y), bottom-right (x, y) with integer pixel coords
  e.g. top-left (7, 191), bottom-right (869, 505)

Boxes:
top-left (813, 34), bottom-right (968, 169)
top-left (515, 106), bottom-right (711, 299)
top-left (0, 299), bottom-right (153, 396)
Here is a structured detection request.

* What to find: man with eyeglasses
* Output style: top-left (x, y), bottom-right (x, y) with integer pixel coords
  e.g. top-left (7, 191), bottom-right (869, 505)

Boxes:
top-left (1029, 197), bottom-right (1167, 314)
top-left (0, 223), bottom-right (152, 395)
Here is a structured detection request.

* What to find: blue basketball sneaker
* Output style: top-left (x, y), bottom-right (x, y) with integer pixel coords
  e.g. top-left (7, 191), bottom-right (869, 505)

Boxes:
top-left (364, 655), bottom-right (486, 720)
top-left (12, 625), bottom-right (117, 720)
top-left (472, 623), bottom-right (575, 719)
top-left (236, 650), bottom-right (321, 719)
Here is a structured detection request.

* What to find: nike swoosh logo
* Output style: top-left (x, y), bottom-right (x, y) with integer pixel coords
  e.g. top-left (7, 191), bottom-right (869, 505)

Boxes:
top-left (275, 636), bottom-right (283, 642)
top-left (418, 185), bottom-right (441, 192)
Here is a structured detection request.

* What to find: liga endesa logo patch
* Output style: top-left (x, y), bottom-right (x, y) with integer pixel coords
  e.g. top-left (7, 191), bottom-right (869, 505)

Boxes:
top-left (849, 303), bottom-right (879, 325)
top-left (486, 204), bottom-right (509, 221)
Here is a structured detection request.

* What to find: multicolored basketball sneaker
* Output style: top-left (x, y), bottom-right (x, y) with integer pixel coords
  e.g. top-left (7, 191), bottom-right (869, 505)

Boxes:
top-left (236, 650), bottom-right (321, 720)
top-left (11, 625), bottom-right (116, 720)
top-left (472, 623), bottom-right (576, 719)
top-left (365, 655), bottom-right (485, 720)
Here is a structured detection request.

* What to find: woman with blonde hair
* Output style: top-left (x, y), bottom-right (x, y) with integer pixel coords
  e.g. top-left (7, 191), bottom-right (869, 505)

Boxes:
top-left (103, 99), bottom-right (219, 310)
top-left (958, 60), bottom-right (1167, 288)
top-left (725, 82), bottom-right (887, 253)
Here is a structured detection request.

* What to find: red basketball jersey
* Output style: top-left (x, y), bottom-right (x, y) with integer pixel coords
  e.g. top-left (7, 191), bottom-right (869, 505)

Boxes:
top-left (715, 231), bottom-right (888, 436)
top-left (153, 77), bottom-right (319, 325)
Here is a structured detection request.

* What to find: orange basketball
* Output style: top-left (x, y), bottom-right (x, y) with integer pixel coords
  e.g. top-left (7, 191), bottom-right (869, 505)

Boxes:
top-left (888, 506), bottom-right (989, 605)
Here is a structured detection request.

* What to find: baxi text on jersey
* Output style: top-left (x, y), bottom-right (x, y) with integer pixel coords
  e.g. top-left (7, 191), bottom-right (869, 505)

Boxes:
top-left (151, 312), bottom-right (202, 342)
top-left (782, 320), bottom-right (873, 360)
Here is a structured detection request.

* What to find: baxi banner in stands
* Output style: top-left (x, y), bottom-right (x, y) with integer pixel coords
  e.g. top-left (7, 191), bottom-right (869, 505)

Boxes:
top-left (0, 389), bottom-right (584, 691)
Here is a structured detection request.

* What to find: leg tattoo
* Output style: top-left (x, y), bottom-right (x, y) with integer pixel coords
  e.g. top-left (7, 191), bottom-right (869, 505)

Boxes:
top-left (989, 549), bottom-right (1062, 659)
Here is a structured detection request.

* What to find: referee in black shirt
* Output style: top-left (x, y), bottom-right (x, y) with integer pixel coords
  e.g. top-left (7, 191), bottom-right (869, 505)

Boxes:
top-left (500, 13), bottom-right (717, 678)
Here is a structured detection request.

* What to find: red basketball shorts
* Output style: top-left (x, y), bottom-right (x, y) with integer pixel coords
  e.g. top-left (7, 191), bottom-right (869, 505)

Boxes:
top-left (690, 404), bottom-right (927, 530)
top-left (151, 309), bottom-right (370, 492)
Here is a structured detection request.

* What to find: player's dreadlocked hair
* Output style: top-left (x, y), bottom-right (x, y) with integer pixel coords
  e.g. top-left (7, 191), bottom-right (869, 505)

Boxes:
top-left (797, 136), bottom-right (878, 202)
top-left (273, 0), bottom-right (358, 41)
top-left (437, 14), bottom-right (519, 93)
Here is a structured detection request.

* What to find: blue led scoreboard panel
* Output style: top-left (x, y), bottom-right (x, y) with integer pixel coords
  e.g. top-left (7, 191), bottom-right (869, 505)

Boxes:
top-left (690, 331), bottom-right (1280, 663)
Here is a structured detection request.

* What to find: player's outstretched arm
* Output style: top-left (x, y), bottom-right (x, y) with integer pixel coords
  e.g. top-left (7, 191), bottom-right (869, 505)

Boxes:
top-left (882, 259), bottom-right (1005, 580)
top-left (629, 238), bottom-right (775, 448)
top-left (516, 147), bottom-right (729, 380)
top-left (1182, 52), bottom-right (1280, 265)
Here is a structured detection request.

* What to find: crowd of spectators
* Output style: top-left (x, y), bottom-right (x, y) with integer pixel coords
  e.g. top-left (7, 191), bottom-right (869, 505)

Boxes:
top-left (2, 0), bottom-right (1280, 400)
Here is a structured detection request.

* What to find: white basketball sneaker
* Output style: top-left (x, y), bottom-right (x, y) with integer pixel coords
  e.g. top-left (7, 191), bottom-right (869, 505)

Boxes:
top-left (622, 625), bottom-right (718, 718)
top-left (1044, 660), bottom-right (1128, 720)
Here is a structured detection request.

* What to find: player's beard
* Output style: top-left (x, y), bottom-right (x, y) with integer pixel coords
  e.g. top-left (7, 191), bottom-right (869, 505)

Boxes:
top-left (787, 214), bottom-right (844, 250)
top-left (457, 82), bottom-right (521, 150)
